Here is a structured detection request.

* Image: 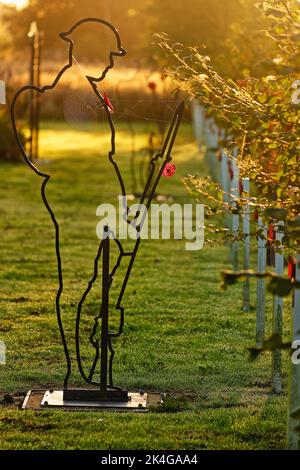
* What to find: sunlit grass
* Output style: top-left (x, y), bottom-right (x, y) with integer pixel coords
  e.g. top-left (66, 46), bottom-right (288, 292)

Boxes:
top-left (0, 121), bottom-right (290, 449)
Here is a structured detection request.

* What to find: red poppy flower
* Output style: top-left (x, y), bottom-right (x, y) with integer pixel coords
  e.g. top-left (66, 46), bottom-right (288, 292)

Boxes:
top-left (148, 81), bottom-right (157, 92)
top-left (268, 224), bottom-right (275, 241)
top-left (288, 256), bottom-right (296, 280)
top-left (237, 79), bottom-right (248, 88)
top-left (163, 163), bottom-right (176, 177)
top-left (227, 160), bottom-right (234, 181)
top-left (239, 179), bottom-right (244, 194)
top-left (102, 91), bottom-right (114, 113)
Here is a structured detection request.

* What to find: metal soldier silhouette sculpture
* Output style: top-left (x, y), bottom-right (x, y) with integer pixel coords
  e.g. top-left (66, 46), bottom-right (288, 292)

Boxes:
top-left (12, 18), bottom-right (183, 409)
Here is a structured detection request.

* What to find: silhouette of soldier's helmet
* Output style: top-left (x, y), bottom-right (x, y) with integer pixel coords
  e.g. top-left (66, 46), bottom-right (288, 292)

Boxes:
top-left (60, 18), bottom-right (127, 81)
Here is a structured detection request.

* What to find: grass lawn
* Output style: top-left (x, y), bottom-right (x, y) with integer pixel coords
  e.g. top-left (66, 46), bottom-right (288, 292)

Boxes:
top-left (0, 121), bottom-right (291, 449)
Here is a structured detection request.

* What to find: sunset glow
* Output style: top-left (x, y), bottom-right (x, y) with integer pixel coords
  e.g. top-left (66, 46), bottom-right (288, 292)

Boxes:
top-left (0, 0), bottom-right (28, 9)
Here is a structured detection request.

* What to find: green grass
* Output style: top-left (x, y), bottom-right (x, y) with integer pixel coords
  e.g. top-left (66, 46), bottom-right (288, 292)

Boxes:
top-left (0, 121), bottom-right (291, 449)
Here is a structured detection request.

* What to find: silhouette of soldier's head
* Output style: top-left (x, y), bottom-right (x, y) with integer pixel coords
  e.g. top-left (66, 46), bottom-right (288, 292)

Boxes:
top-left (60, 18), bottom-right (127, 82)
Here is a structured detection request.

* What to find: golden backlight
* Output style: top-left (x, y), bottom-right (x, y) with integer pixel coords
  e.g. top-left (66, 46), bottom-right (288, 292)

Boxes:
top-left (0, 0), bottom-right (28, 9)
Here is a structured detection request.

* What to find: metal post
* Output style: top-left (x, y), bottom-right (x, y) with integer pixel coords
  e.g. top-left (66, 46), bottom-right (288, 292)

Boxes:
top-left (34, 30), bottom-right (43, 161)
top-left (28, 22), bottom-right (35, 161)
top-left (256, 216), bottom-right (267, 347)
top-left (242, 178), bottom-right (250, 312)
top-left (28, 21), bottom-right (42, 161)
top-left (287, 254), bottom-right (300, 449)
top-left (0, 80), bottom-right (6, 105)
top-left (272, 221), bottom-right (284, 394)
top-left (100, 231), bottom-right (110, 391)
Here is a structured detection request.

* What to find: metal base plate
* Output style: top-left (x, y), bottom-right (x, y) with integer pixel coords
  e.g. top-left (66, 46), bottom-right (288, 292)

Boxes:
top-left (41, 390), bottom-right (148, 410)
top-left (21, 389), bottom-right (162, 411)
top-left (63, 388), bottom-right (129, 402)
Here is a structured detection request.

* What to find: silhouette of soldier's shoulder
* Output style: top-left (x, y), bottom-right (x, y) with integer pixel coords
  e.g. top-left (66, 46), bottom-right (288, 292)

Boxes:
top-left (12, 85), bottom-right (48, 176)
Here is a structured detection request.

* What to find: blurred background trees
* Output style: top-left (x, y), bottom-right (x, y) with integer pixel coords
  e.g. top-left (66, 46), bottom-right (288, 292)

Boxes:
top-left (0, 0), bottom-right (297, 161)
top-left (1, 0), bottom-right (273, 72)
top-left (3, 0), bottom-right (151, 63)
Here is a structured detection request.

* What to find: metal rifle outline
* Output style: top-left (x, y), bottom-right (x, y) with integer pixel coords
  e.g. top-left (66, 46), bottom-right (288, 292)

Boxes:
top-left (75, 101), bottom-right (184, 388)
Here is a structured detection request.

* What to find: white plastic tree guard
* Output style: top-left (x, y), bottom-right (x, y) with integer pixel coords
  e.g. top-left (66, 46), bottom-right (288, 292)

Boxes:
top-left (204, 117), bottom-right (219, 182)
top-left (191, 100), bottom-right (205, 150)
top-left (219, 131), bottom-right (232, 231)
top-left (220, 148), bottom-right (230, 195)
top-left (287, 253), bottom-right (300, 449)
top-left (230, 148), bottom-right (239, 272)
top-left (242, 178), bottom-right (251, 312)
top-left (272, 222), bottom-right (284, 394)
top-left (256, 217), bottom-right (268, 347)
top-left (220, 130), bottom-right (230, 193)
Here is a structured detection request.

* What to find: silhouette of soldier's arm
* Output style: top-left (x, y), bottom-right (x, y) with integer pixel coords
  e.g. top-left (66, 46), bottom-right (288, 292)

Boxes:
top-left (11, 86), bottom-right (47, 178)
